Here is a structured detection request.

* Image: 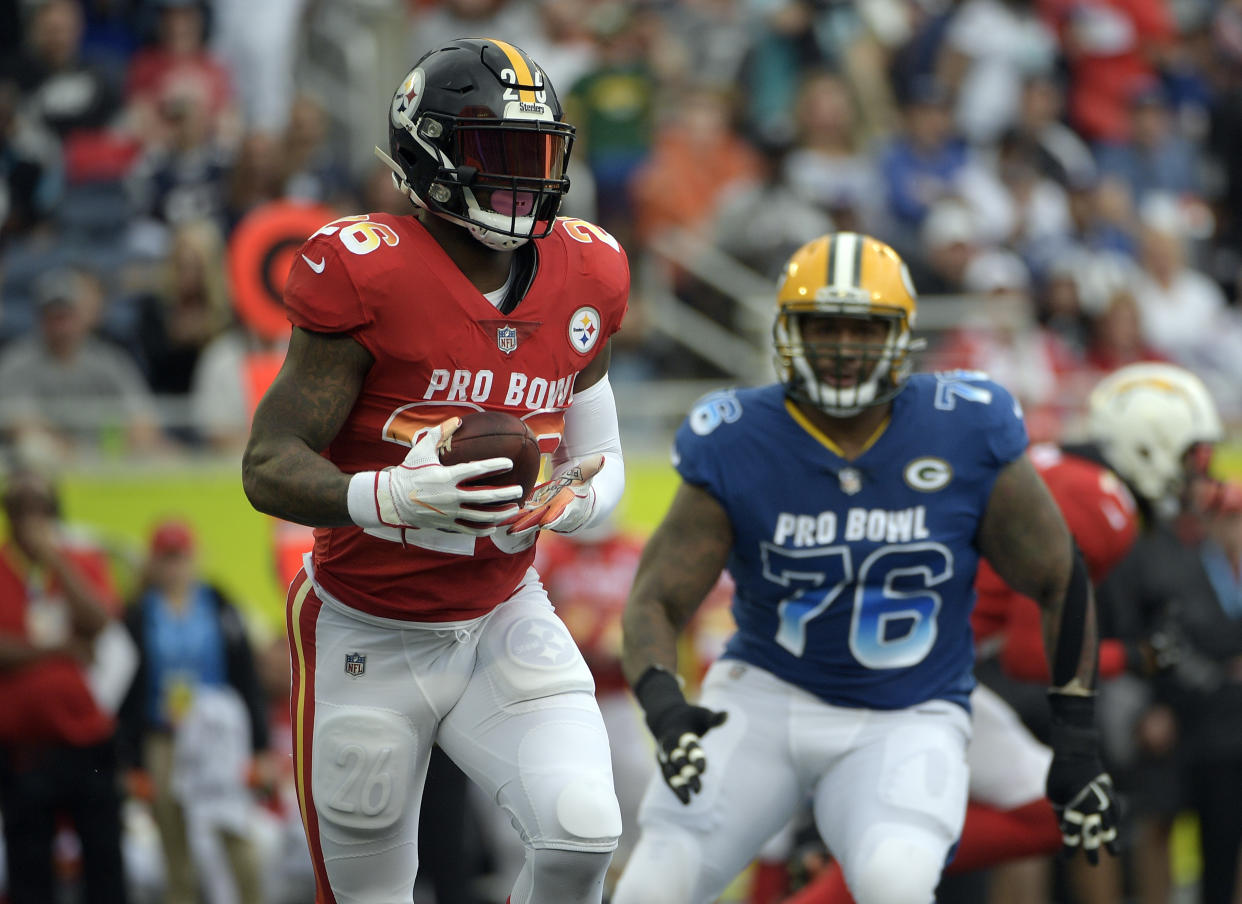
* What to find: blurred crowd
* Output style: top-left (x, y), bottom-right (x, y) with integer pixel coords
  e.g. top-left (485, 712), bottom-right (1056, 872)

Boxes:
top-left (2, 0), bottom-right (1242, 902)
top-left (0, 0), bottom-right (1241, 463)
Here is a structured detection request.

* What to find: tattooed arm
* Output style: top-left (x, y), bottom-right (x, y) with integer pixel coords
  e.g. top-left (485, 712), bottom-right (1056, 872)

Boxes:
top-left (622, 480), bottom-right (734, 803)
top-left (241, 327), bottom-right (373, 526)
top-left (978, 453), bottom-right (1098, 690)
top-left (621, 481), bottom-right (734, 684)
top-left (979, 453), bottom-right (1118, 863)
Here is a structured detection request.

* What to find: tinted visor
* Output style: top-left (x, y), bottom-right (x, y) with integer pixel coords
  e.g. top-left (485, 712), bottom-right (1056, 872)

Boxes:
top-left (455, 125), bottom-right (569, 181)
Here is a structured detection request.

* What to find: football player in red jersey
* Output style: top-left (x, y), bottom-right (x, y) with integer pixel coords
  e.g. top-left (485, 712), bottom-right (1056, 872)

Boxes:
top-left (242, 39), bottom-right (629, 904)
top-left (783, 361), bottom-right (1224, 904)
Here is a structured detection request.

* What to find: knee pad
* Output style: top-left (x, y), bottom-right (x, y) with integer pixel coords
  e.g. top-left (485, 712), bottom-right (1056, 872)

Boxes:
top-left (311, 707), bottom-right (418, 833)
top-left (612, 831), bottom-right (701, 904)
top-left (851, 836), bottom-right (943, 904)
top-left (505, 717), bottom-right (621, 850)
top-left (555, 771), bottom-right (622, 843)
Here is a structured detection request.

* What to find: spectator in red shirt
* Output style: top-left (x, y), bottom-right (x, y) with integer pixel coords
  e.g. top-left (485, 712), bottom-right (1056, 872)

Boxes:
top-left (1040, 0), bottom-right (1173, 142)
top-left (0, 469), bottom-right (128, 904)
top-left (125, 0), bottom-right (238, 151)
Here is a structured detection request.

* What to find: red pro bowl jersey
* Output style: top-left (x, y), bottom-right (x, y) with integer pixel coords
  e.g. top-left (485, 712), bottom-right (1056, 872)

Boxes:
top-left (972, 443), bottom-right (1138, 682)
top-left (283, 213), bottom-right (629, 621)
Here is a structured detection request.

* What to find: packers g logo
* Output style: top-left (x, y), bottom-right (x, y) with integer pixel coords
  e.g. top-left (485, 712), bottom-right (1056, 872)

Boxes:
top-left (904, 457), bottom-right (952, 492)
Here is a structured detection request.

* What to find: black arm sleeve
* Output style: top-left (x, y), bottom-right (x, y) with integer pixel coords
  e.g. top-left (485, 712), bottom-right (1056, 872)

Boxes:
top-left (1051, 544), bottom-right (1094, 689)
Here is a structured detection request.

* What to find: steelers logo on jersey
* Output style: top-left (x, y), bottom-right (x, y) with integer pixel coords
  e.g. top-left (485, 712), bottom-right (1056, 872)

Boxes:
top-left (904, 457), bottom-right (953, 492)
top-left (568, 306), bottom-right (602, 355)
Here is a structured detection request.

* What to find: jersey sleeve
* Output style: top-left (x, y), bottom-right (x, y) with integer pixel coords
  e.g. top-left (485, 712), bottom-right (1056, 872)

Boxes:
top-left (979, 378), bottom-right (1029, 467)
top-left (283, 235), bottom-right (372, 336)
top-left (560, 218), bottom-right (630, 343)
top-left (1054, 469), bottom-right (1139, 584)
top-left (671, 390), bottom-right (740, 500)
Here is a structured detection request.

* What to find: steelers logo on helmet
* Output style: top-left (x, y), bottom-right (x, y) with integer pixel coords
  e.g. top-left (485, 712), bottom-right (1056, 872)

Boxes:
top-left (774, 232), bottom-right (925, 416)
top-left (376, 38), bottom-right (575, 251)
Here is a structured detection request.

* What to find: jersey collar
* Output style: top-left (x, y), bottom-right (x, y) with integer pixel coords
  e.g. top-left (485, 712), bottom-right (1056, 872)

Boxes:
top-left (784, 398), bottom-right (890, 459)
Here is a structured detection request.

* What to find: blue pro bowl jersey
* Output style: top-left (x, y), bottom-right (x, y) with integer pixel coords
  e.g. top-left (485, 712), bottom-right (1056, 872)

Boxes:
top-left (673, 372), bottom-right (1028, 711)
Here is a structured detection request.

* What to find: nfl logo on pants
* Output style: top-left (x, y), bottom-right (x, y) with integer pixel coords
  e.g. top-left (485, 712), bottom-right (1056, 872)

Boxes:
top-left (344, 652), bottom-right (366, 678)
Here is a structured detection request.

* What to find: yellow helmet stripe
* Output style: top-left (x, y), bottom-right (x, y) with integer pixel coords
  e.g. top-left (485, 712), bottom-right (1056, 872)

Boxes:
top-left (487, 38), bottom-right (537, 103)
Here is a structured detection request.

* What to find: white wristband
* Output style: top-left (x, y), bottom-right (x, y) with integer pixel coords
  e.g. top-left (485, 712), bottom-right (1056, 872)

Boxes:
top-left (347, 470), bottom-right (393, 529)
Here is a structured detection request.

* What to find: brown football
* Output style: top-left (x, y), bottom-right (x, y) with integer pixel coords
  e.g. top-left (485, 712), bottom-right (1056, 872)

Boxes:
top-left (438, 410), bottom-right (541, 506)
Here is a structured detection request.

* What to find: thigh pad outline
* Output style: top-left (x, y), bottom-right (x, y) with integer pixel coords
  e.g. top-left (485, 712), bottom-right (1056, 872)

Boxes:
top-left (488, 611), bottom-right (595, 703)
top-left (311, 707), bottom-right (418, 833)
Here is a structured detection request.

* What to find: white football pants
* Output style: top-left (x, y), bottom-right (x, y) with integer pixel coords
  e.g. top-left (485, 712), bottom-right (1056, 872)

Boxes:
top-left (612, 660), bottom-right (971, 904)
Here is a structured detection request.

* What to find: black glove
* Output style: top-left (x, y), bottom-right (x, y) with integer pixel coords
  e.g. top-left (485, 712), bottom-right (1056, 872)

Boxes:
top-left (633, 666), bottom-right (727, 804)
top-left (1045, 691), bottom-right (1120, 865)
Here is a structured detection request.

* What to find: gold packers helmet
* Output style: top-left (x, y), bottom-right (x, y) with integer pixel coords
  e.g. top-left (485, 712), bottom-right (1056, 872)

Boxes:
top-left (774, 232), bottom-right (923, 415)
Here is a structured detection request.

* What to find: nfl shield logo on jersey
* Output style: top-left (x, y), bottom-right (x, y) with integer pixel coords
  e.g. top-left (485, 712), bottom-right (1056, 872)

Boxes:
top-left (496, 325), bottom-right (519, 355)
top-left (344, 652), bottom-right (366, 678)
top-left (838, 467), bottom-right (863, 495)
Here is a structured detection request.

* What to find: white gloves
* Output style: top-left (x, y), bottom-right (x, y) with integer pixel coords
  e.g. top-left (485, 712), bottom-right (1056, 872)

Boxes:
top-left (505, 455), bottom-right (604, 535)
top-left (348, 418), bottom-right (522, 536)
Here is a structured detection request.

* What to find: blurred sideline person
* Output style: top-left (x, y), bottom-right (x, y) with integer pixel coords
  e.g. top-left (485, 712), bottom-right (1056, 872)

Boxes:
top-left (613, 232), bottom-right (1118, 904)
top-left (1082, 369), bottom-right (1237, 904)
top-left (785, 361), bottom-right (1226, 904)
top-left (1100, 477), bottom-right (1242, 904)
top-left (0, 470), bottom-right (130, 904)
top-left (118, 519), bottom-right (271, 904)
top-left (241, 39), bottom-right (630, 904)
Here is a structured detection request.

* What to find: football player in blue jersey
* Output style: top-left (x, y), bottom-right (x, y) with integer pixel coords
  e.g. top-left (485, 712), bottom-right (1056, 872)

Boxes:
top-left (612, 232), bottom-right (1118, 904)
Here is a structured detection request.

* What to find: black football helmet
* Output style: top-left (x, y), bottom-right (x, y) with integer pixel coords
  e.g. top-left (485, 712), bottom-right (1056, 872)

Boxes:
top-left (377, 38), bottom-right (575, 250)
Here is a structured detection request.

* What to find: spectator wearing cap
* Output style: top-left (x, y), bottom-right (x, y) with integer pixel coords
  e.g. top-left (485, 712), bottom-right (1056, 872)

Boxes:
top-left (1026, 167), bottom-right (1136, 277)
top-left (935, 249), bottom-right (1080, 439)
top-left (1095, 81), bottom-right (1202, 206)
top-left (125, 0), bottom-right (238, 153)
top-left (0, 469), bottom-right (130, 904)
top-left (911, 199), bottom-right (979, 294)
top-left (118, 518), bottom-right (270, 904)
top-left (0, 267), bottom-right (163, 462)
top-left (876, 77), bottom-right (1011, 253)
